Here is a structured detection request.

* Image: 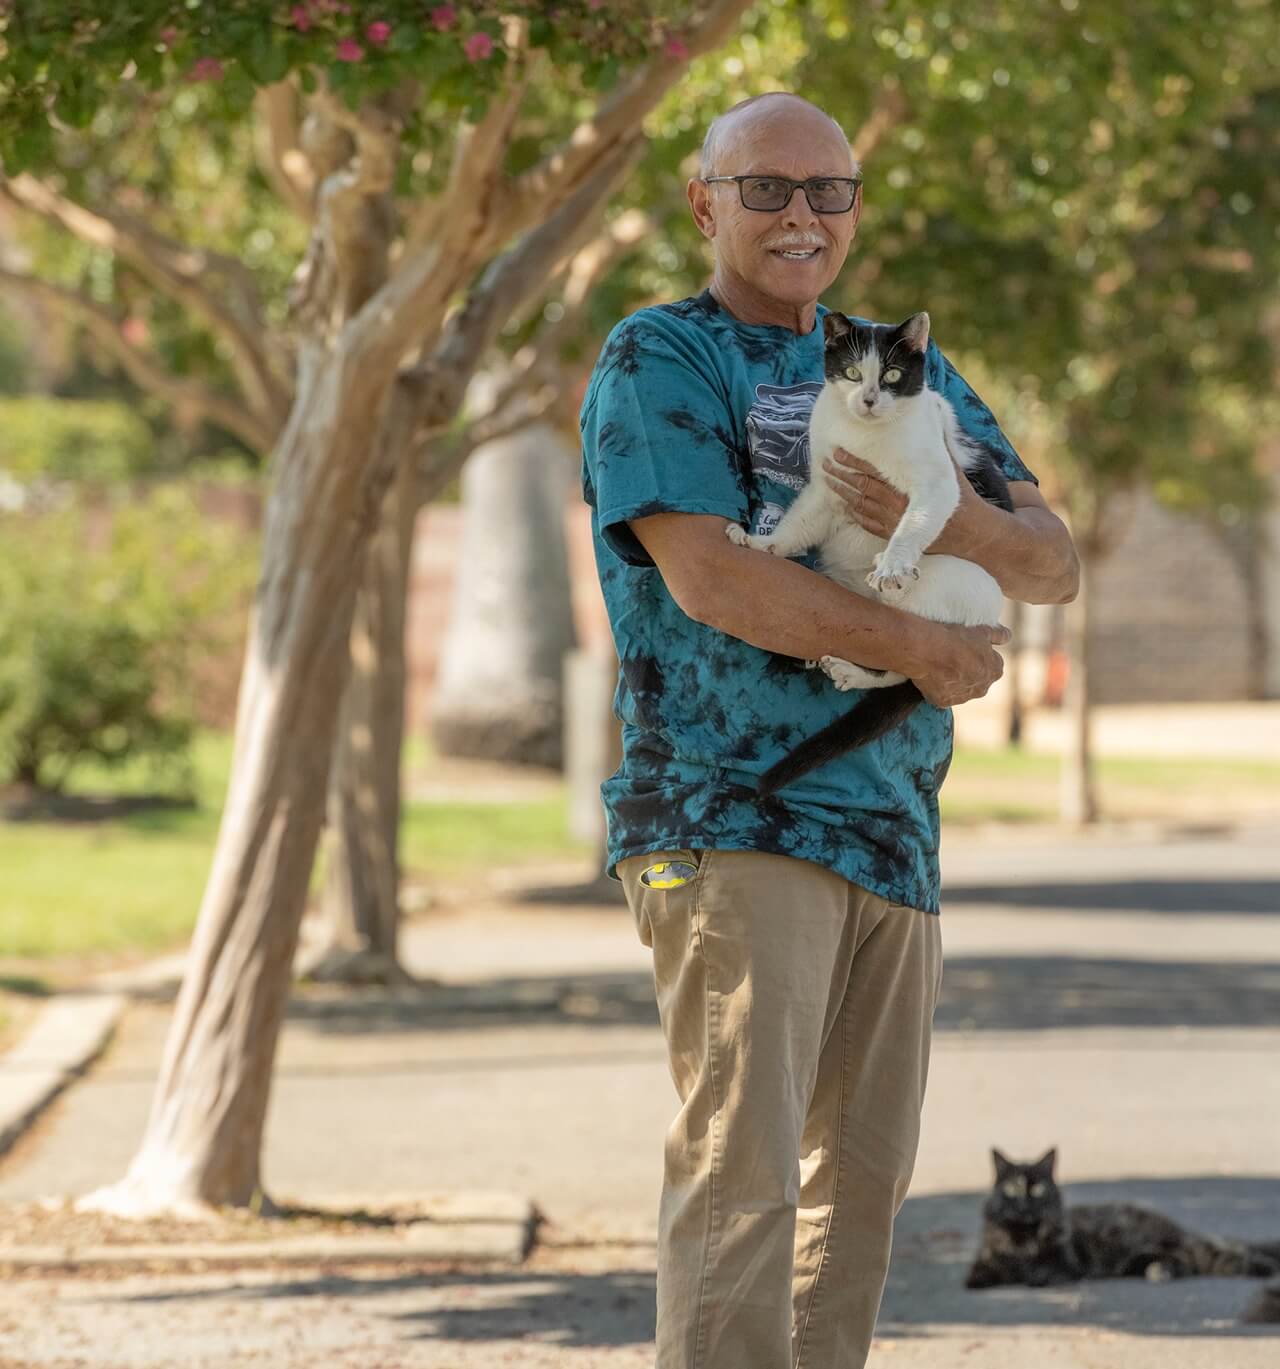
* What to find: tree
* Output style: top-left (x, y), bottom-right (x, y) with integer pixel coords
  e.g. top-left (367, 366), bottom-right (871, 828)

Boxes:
top-left (780, 0), bottom-right (1280, 821)
top-left (0, 0), bottom-right (757, 1214)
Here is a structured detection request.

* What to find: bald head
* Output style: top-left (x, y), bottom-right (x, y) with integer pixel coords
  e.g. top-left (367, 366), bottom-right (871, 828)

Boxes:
top-left (699, 93), bottom-right (856, 179)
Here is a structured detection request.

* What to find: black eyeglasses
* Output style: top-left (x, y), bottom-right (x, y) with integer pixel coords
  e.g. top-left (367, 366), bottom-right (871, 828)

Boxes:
top-left (702, 174), bottom-right (862, 214)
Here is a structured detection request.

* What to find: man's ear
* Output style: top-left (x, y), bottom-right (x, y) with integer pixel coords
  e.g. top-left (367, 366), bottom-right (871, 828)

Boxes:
top-left (688, 178), bottom-right (717, 240)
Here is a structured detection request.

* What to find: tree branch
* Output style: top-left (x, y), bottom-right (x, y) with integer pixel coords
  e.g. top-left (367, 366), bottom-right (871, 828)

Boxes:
top-left (253, 80), bottom-right (315, 221)
top-left (0, 172), bottom-right (291, 431)
top-left (501, 0), bottom-right (755, 241)
top-left (346, 75), bottom-right (531, 377)
top-left (287, 83), bottom-right (420, 335)
top-left (482, 206), bottom-right (653, 419)
top-left (0, 264), bottom-right (278, 453)
top-left (851, 79), bottom-right (910, 165)
top-left (402, 136), bottom-right (645, 438)
top-left (400, 54), bottom-right (530, 266)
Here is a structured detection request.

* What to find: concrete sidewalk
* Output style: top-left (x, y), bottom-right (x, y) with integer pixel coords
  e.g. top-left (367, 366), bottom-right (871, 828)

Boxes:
top-left (0, 822), bottom-right (1278, 1365)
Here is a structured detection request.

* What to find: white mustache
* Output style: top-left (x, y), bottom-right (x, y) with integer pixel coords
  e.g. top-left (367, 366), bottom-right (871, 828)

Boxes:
top-left (764, 236), bottom-right (824, 250)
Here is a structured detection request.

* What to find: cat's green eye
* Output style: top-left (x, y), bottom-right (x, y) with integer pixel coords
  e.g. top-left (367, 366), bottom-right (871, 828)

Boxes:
top-left (1029, 1183), bottom-right (1045, 1196)
top-left (883, 367), bottom-right (903, 383)
top-left (844, 366), bottom-right (862, 382)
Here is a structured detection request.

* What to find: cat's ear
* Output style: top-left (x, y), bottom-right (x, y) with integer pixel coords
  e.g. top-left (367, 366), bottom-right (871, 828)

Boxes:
top-left (1033, 1148), bottom-right (1058, 1179)
top-left (898, 311), bottom-right (931, 353)
top-left (992, 1148), bottom-right (1014, 1180)
top-left (823, 311), bottom-right (853, 345)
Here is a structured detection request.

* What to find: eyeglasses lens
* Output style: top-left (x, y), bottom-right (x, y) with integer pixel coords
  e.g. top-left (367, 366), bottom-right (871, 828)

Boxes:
top-left (741, 177), bottom-right (856, 213)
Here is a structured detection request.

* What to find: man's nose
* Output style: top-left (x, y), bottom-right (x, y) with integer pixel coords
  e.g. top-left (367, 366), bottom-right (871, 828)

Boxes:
top-left (780, 185), bottom-right (819, 229)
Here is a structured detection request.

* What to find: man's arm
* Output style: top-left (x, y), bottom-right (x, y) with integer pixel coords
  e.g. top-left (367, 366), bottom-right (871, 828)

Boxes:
top-left (823, 450), bottom-right (1080, 606)
top-left (628, 511), bottom-right (1011, 709)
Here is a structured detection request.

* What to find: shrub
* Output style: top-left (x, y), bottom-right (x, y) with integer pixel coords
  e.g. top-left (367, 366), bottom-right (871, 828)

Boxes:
top-left (0, 486), bottom-right (257, 791)
top-left (0, 395), bottom-right (156, 483)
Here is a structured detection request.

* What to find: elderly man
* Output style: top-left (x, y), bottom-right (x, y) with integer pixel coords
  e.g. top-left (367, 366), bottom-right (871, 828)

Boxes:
top-left (579, 92), bottom-right (1078, 1367)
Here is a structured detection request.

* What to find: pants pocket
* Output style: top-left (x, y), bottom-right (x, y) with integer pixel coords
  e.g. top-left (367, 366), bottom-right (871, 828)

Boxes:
top-left (621, 849), bottom-right (704, 948)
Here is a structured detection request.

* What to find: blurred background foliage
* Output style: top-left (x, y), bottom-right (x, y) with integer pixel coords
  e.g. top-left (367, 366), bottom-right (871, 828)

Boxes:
top-left (1, 0), bottom-right (1277, 788)
top-left (0, 488), bottom-right (258, 791)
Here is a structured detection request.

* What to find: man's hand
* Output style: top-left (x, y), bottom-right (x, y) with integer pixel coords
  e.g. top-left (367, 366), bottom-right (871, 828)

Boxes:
top-left (825, 448), bottom-right (1081, 604)
top-left (822, 447), bottom-right (982, 556)
top-left (910, 622), bottom-right (1011, 708)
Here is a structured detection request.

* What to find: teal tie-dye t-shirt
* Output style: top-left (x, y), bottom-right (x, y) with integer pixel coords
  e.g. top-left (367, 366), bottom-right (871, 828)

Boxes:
top-left (580, 290), bottom-right (1037, 913)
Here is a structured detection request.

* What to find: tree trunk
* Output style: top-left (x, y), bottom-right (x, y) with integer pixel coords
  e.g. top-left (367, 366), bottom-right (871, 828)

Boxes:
top-left (430, 423), bottom-right (577, 768)
top-left (1243, 525), bottom-right (1271, 701)
top-left (299, 443), bottom-right (418, 986)
top-left (1205, 514), bottom-right (1270, 702)
top-left (1003, 597), bottom-right (1025, 748)
top-left (1059, 547), bottom-right (1098, 826)
top-left (78, 358), bottom-right (407, 1216)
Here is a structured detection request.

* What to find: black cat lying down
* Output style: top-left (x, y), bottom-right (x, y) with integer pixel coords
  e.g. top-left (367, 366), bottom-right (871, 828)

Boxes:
top-left (966, 1148), bottom-right (1280, 1289)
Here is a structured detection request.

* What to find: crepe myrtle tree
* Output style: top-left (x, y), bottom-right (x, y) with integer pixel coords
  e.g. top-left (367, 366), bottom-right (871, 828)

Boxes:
top-left (0, 0), bottom-right (756, 1215)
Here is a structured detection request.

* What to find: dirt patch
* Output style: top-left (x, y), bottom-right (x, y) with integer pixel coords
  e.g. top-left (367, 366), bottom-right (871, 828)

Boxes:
top-left (0, 1195), bottom-right (505, 1253)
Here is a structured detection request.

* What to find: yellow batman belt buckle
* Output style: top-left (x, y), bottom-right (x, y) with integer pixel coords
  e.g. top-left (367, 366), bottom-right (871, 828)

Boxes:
top-left (640, 860), bottom-right (698, 890)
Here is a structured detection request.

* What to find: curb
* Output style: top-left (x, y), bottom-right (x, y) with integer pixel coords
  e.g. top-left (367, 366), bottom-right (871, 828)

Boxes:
top-left (0, 1192), bottom-right (538, 1271)
top-left (0, 993), bottom-right (125, 1158)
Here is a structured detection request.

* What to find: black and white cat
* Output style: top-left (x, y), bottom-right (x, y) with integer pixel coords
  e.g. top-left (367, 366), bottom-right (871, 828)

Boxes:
top-left (726, 310), bottom-right (1014, 795)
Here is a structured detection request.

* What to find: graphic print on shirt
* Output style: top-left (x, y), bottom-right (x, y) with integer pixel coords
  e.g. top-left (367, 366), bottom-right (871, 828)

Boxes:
top-left (745, 380), bottom-right (823, 534)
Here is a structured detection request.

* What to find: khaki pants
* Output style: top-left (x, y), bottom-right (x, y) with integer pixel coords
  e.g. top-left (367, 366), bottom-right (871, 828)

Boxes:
top-left (618, 847), bottom-right (943, 1369)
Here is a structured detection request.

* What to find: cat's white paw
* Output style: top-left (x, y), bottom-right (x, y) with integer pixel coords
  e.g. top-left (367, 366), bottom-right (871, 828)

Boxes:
top-left (1144, 1261), bottom-right (1173, 1284)
top-left (725, 524), bottom-right (778, 554)
top-left (819, 655), bottom-right (864, 692)
top-left (866, 550), bottom-right (921, 594)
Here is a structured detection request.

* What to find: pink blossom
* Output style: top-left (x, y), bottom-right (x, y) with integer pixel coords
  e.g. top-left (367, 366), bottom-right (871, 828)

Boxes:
top-left (463, 31), bottom-right (493, 61)
top-left (188, 56), bottom-right (225, 81)
top-left (430, 5), bottom-right (457, 31)
top-left (290, 5), bottom-right (311, 31)
top-left (335, 37), bottom-right (364, 61)
top-left (588, 0), bottom-right (604, 9)
top-left (665, 37), bottom-right (689, 60)
top-left (121, 317), bottom-right (149, 347)
top-left (366, 20), bottom-right (391, 45)
top-left (158, 25), bottom-right (178, 48)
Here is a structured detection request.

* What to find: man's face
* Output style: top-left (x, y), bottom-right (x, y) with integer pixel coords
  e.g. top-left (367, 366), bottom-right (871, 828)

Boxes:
top-left (688, 103), bottom-right (862, 314)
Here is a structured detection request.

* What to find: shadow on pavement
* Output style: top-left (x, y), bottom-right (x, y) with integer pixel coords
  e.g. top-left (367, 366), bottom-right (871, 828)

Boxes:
top-left (881, 1175), bottom-right (1280, 1340)
top-left (935, 956), bottom-right (1280, 1031)
top-left (278, 952), bottom-right (1280, 1039)
top-left (121, 1265), bottom-right (658, 1348)
top-left (112, 1178), bottom-right (1280, 1347)
top-left (942, 878), bottom-right (1280, 915)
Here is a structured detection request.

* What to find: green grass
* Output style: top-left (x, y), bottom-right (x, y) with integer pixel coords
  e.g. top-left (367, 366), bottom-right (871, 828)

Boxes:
top-left (401, 795), bottom-right (585, 874)
top-left (3, 729), bottom-right (1277, 965)
top-left (940, 746), bottom-right (1280, 825)
top-left (3, 731), bottom-right (586, 963)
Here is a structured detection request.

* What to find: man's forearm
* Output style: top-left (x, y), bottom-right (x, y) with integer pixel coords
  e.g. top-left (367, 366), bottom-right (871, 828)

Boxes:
top-left (934, 501), bottom-right (1079, 605)
top-left (690, 541), bottom-right (945, 677)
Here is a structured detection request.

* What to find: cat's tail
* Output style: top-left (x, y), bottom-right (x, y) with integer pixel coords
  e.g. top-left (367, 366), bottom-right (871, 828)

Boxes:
top-left (758, 681), bottom-right (923, 796)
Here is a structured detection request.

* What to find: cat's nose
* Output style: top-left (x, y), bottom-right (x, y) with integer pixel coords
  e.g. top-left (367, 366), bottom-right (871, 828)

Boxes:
top-left (862, 393), bottom-right (877, 408)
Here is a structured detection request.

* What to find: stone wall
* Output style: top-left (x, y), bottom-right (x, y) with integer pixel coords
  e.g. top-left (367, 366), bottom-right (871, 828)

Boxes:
top-left (1086, 484), bottom-right (1257, 703)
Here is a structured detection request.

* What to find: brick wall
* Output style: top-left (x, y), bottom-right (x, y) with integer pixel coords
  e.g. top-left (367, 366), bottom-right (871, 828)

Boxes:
top-left (1086, 484), bottom-right (1255, 703)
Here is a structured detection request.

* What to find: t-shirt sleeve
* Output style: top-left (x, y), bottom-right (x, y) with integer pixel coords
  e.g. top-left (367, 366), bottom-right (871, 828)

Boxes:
top-left (580, 315), bottom-right (749, 567)
top-left (927, 341), bottom-right (1039, 487)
